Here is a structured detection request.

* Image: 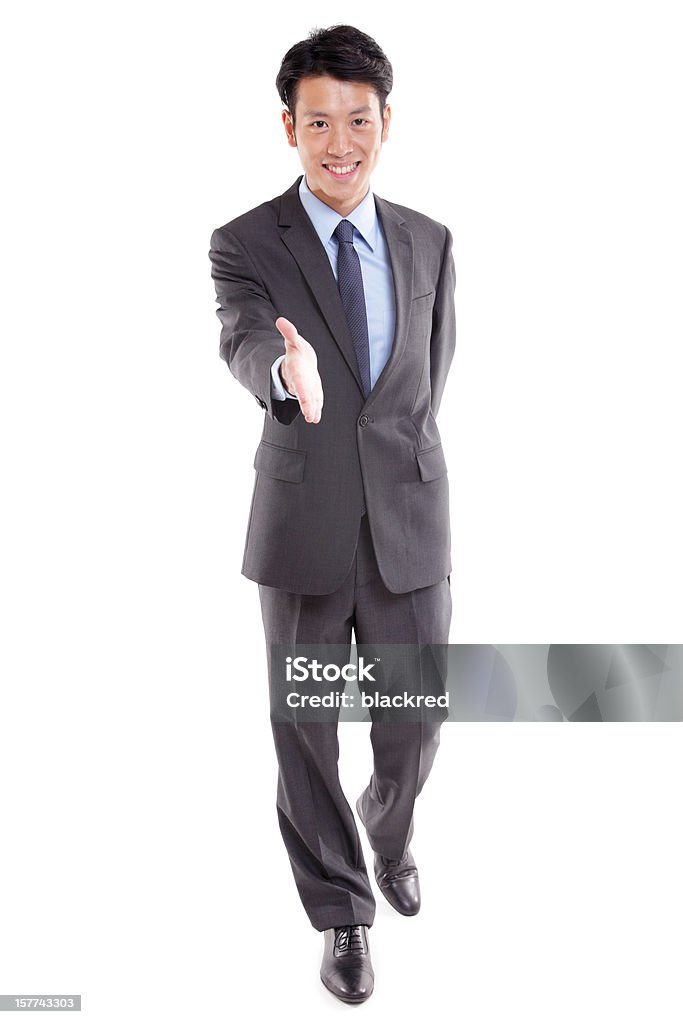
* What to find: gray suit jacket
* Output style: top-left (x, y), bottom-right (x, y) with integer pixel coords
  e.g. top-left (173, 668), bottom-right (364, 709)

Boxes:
top-left (209, 175), bottom-right (456, 595)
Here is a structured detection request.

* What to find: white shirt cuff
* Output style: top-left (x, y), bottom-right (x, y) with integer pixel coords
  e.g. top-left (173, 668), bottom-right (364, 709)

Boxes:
top-left (270, 354), bottom-right (297, 400)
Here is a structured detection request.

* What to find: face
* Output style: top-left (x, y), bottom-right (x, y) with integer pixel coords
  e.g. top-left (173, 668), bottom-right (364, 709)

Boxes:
top-left (282, 74), bottom-right (391, 217)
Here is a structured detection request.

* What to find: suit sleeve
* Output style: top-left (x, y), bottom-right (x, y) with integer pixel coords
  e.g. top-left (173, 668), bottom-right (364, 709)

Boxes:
top-left (429, 225), bottom-right (456, 419)
top-left (208, 226), bottom-right (301, 426)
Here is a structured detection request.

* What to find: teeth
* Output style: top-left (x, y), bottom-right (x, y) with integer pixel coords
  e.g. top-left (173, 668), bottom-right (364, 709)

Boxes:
top-left (325, 162), bottom-right (358, 175)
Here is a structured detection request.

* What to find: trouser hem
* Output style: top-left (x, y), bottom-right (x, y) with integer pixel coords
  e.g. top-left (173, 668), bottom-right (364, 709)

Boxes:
top-left (309, 914), bottom-right (375, 933)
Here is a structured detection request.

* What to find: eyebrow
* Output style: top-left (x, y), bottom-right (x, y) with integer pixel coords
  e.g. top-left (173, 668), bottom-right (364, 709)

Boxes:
top-left (301, 106), bottom-right (373, 118)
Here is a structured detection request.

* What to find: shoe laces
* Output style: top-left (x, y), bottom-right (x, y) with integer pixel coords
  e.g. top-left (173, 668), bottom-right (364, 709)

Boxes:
top-left (334, 925), bottom-right (366, 956)
top-left (380, 852), bottom-right (416, 881)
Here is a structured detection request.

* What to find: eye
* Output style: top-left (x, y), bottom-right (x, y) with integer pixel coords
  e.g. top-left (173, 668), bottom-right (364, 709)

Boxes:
top-left (353, 118), bottom-right (369, 126)
top-left (310, 121), bottom-right (327, 129)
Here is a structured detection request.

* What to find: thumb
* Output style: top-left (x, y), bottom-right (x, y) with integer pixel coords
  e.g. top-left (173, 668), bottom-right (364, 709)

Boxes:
top-left (275, 316), bottom-right (299, 346)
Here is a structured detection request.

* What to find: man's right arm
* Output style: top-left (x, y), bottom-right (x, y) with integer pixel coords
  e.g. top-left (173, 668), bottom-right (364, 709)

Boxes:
top-left (209, 226), bottom-right (301, 425)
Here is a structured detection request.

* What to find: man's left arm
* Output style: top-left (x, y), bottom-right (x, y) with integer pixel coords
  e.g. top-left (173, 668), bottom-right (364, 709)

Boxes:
top-left (429, 225), bottom-right (456, 419)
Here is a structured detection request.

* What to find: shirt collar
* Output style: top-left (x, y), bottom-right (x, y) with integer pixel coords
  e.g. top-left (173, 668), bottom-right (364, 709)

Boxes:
top-left (298, 173), bottom-right (378, 251)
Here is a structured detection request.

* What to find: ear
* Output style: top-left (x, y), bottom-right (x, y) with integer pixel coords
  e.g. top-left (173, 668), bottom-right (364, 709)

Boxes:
top-left (381, 103), bottom-right (391, 143)
top-left (282, 109), bottom-right (297, 148)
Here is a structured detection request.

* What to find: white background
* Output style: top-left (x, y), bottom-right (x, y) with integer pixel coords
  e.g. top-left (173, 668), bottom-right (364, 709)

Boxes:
top-left (1, 1), bottom-right (681, 1021)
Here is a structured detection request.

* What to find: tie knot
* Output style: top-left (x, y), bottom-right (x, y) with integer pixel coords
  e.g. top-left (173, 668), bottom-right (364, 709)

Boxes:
top-left (334, 219), bottom-right (354, 244)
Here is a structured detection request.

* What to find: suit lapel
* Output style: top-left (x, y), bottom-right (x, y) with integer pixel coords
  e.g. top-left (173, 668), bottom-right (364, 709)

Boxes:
top-left (277, 176), bottom-right (414, 407)
top-left (369, 193), bottom-right (414, 409)
top-left (278, 177), bottom-right (364, 395)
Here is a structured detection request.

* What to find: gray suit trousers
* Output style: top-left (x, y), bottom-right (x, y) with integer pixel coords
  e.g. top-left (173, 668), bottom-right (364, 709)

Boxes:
top-left (258, 513), bottom-right (451, 931)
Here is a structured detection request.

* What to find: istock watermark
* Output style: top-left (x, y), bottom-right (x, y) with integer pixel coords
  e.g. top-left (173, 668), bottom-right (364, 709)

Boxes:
top-left (266, 644), bottom-right (683, 723)
top-left (285, 656), bottom-right (378, 683)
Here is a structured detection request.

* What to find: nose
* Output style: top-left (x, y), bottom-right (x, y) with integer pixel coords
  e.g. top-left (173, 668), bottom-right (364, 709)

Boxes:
top-left (327, 126), bottom-right (353, 159)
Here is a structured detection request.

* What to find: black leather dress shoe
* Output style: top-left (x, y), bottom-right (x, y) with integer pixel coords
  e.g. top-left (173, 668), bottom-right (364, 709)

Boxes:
top-left (356, 796), bottom-right (421, 915)
top-left (320, 925), bottom-right (374, 1004)
top-left (374, 848), bottom-right (421, 916)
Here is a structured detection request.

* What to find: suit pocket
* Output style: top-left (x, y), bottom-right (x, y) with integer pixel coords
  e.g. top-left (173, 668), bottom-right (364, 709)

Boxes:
top-left (410, 292), bottom-right (435, 329)
top-left (411, 291), bottom-right (435, 314)
top-left (415, 443), bottom-right (447, 482)
top-left (254, 439), bottom-right (306, 483)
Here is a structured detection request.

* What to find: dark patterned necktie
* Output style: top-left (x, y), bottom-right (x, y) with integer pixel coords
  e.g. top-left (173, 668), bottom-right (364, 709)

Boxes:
top-left (333, 218), bottom-right (370, 515)
top-left (333, 219), bottom-right (371, 398)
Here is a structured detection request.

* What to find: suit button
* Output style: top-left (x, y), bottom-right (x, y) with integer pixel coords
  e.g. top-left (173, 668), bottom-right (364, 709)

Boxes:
top-left (255, 396), bottom-right (267, 409)
top-left (359, 415), bottom-right (369, 427)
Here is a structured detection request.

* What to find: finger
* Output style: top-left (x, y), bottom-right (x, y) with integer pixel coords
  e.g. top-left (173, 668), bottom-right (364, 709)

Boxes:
top-left (308, 393), bottom-right (321, 424)
top-left (307, 401), bottom-right (320, 424)
top-left (297, 381), bottom-right (321, 423)
top-left (298, 392), bottom-right (313, 423)
top-left (275, 315), bottom-right (299, 346)
top-left (295, 382), bottom-right (309, 416)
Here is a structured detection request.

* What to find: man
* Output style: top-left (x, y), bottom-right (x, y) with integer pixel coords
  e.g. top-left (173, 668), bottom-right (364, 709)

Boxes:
top-left (208, 24), bottom-right (455, 1004)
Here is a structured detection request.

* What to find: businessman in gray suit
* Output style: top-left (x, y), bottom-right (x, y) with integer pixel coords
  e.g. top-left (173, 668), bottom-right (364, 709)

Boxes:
top-left (209, 25), bottom-right (455, 1004)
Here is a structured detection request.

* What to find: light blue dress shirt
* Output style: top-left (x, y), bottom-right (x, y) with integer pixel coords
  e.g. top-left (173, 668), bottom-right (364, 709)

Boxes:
top-left (270, 173), bottom-right (396, 400)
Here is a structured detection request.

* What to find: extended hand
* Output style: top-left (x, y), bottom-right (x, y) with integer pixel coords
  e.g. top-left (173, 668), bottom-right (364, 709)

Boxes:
top-left (275, 316), bottom-right (324, 424)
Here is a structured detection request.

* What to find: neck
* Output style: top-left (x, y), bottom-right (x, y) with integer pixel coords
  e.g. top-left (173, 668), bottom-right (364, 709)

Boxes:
top-left (306, 177), bottom-right (369, 218)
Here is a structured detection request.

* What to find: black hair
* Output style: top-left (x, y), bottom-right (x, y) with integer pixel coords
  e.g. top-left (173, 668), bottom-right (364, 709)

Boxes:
top-left (275, 24), bottom-right (393, 128)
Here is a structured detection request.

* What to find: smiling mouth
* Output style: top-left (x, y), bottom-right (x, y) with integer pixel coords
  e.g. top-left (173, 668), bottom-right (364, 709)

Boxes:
top-left (323, 161), bottom-right (361, 177)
